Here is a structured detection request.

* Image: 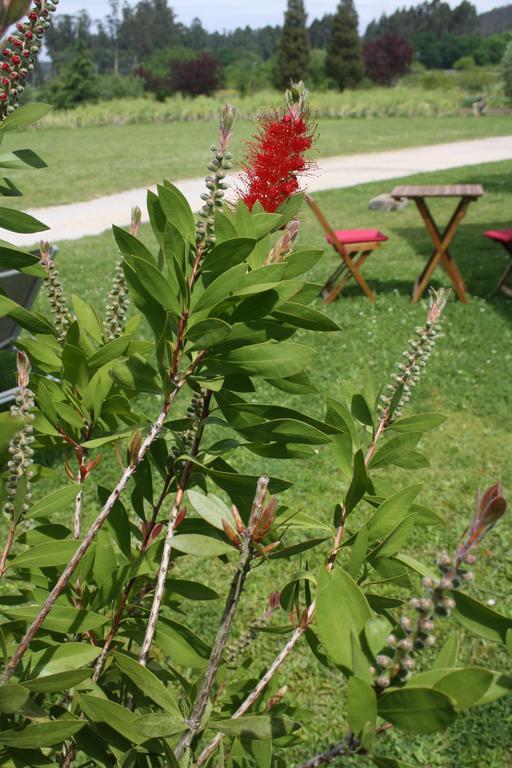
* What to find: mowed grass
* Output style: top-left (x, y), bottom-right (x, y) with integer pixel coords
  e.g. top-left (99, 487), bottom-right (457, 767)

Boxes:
top-left (14, 158), bottom-right (511, 766)
top-left (2, 114), bottom-right (511, 210)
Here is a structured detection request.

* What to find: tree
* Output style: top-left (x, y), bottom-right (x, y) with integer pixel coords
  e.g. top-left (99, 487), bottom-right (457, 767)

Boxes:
top-left (502, 39), bottom-right (512, 102)
top-left (273, 0), bottom-right (310, 90)
top-left (49, 24), bottom-right (98, 108)
top-left (325, 0), bottom-right (363, 91)
top-left (364, 31), bottom-right (413, 86)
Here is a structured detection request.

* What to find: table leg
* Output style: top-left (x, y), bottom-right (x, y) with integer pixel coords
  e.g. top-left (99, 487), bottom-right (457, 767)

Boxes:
top-left (412, 197), bottom-right (470, 303)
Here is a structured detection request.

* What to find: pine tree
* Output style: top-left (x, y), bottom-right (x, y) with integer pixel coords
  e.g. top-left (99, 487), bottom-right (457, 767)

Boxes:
top-left (325, 0), bottom-right (363, 91)
top-left (273, 0), bottom-right (310, 90)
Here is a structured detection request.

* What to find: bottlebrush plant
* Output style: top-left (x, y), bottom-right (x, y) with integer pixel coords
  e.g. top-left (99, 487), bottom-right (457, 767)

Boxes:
top-left (0, 68), bottom-right (511, 768)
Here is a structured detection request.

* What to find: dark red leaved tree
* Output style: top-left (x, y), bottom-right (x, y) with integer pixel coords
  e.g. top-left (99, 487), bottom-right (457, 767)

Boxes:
top-left (171, 52), bottom-right (220, 96)
top-left (363, 32), bottom-right (413, 86)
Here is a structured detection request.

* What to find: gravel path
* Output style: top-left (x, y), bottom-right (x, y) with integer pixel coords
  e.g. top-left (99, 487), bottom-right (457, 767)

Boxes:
top-left (4, 135), bottom-right (512, 248)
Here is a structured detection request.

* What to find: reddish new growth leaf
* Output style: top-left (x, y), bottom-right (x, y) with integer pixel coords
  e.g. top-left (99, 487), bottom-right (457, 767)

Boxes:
top-left (239, 105), bottom-right (316, 213)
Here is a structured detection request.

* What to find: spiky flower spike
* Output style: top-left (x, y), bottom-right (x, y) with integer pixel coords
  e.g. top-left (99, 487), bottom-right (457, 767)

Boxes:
top-left (104, 205), bottom-right (141, 341)
top-left (239, 81), bottom-right (315, 213)
top-left (0, 0), bottom-right (59, 119)
top-left (378, 288), bottom-right (451, 425)
top-left (39, 240), bottom-right (69, 344)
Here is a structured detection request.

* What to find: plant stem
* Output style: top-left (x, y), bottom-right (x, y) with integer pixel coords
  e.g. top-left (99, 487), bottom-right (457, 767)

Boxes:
top-left (138, 391), bottom-right (212, 666)
top-left (74, 449), bottom-right (87, 540)
top-left (0, 385), bottom-right (184, 685)
top-left (0, 523), bottom-right (16, 578)
top-left (175, 478), bottom-right (269, 759)
top-left (92, 468), bottom-right (176, 681)
top-left (196, 603), bottom-right (314, 767)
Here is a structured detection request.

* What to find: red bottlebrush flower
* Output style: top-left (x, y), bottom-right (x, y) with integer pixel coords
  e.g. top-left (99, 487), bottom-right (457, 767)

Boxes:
top-left (239, 102), bottom-right (315, 214)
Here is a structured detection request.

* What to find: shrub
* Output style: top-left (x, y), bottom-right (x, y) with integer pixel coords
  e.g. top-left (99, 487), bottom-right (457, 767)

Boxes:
top-left (0, 63), bottom-right (510, 767)
top-left (364, 32), bottom-right (414, 86)
top-left (501, 39), bottom-right (512, 101)
top-left (170, 51), bottom-right (221, 97)
top-left (454, 55), bottom-right (475, 70)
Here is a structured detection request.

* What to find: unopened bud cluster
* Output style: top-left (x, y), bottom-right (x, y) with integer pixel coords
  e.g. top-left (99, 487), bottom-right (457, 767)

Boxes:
top-left (0, 0), bottom-right (58, 119)
top-left (196, 107), bottom-right (234, 248)
top-left (170, 393), bottom-right (205, 465)
top-left (39, 241), bottom-right (69, 344)
top-left (373, 546), bottom-right (473, 691)
top-left (104, 206), bottom-right (140, 340)
top-left (5, 354), bottom-right (35, 521)
top-left (378, 289), bottom-right (449, 424)
top-left (265, 220), bottom-right (300, 266)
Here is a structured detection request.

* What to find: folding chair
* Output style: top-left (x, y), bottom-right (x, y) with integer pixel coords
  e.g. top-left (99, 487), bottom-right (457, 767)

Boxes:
top-left (484, 229), bottom-right (512, 298)
top-left (306, 195), bottom-right (388, 303)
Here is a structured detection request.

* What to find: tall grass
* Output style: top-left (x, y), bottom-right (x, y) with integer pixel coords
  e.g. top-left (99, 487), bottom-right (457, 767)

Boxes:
top-left (33, 84), bottom-right (509, 129)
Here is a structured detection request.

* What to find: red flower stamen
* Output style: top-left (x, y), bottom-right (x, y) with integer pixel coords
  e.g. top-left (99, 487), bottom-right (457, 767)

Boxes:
top-left (239, 105), bottom-right (316, 214)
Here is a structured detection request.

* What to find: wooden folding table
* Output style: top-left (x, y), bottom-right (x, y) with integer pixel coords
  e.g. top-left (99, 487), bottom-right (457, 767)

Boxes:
top-left (391, 184), bottom-right (484, 303)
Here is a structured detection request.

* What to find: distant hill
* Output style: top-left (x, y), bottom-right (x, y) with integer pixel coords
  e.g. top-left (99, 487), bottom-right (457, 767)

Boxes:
top-left (479, 4), bottom-right (512, 35)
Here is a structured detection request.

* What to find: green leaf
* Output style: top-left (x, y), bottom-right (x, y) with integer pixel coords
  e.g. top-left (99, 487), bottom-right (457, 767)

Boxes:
top-left (172, 533), bottom-right (234, 557)
top-left (167, 578), bottom-right (219, 601)
top-left (202, 237), bottom-right (257, 273)
top-left (237, 418), bottom-right (333, 446)
top-left (30, 485), bottom-right (81, 520)
top-left (0, 720), bottom-right (85, 748)
top-left (8, 539), bottom-right (79, 570)
top-left (347, 677), bottom-right (377, 734)
top-left (348, 525), bottom-right (368, 579)
top-left (78, 694), bottom-right (143, 744)
top-left (272, 302), bottom-right (341, 332)
top-left (316, 566), bottom-right (371, 672)
top-left (388, 413), bottom-right (447, 433)
top-left (451, 590), bottom-right (512, 644)
top-left (268, 537), bottom-right (328, 559)
top-left (367, 485), bottom-right (423, 544)
top-left (434, 667), bottom-right (494, 709)
top-left (132, 713), bottom-right (186, 739)
top-left (125, 254), bottom-right (180, 314)
top-left (0, 412), bottom-right (23, 449)
top-left (158, 181), bottom-right (196, 244)
top-left (0, 241), bottom-right (39, 269)
top-left (345, 450), bottom-right (368, 513)
top-left (282, 247), bottom-right (324, 279)
top-left (207, 341), bottom-right (314, 379)
top-left (378, 687), bottom-right (457, 733)
top-left (0, 103), bottom-right (52, 132)
top-left (211, 716), bottom-right (300, 741)
top-left (24, 669), bottom-right (92, 694)
top-left (110, 356), bottom-right (162, 394)
top-left (187, 318), bottom-right (232, 351)
top-left (28, 643), bottom-right (102, 678)
top-left (0, 207), bottom-right (48, 233)
top-left (151, 618), bottom-right (209, 669)
top-left (187, 490), bottom-right (233, 531)
top-left (0, 684), bottom-right (29, 714)
top-left (364, 615), bottom-right (392, 659)
top-left (433, 633), bottom-right (459, 669)
top-left (115, 653), bottom-right (181, 715)
top-left (369, 514), bottom-right (416, 560)
top-left (0, 294), bottom-right (55, 335)
top-left (369, 433), bottom-right (423, 470)
top-left (2, 605), bottom-right (107, 634)
top-left (351, 394), bottom-right (374, 426)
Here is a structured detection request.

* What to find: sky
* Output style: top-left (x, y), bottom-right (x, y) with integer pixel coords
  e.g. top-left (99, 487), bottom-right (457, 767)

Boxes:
top-left (58, 0), bottom-right (509, 33)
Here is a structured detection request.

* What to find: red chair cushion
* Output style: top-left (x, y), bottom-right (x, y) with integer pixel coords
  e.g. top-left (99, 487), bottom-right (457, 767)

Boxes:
top-left (327, 228), bottom-right (388, 246)
top-left (484, 229), bottom-right (512, 244)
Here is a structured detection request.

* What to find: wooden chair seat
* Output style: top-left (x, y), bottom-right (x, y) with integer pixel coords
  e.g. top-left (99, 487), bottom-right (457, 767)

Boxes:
top-left (484, 229), bottom-right (512, 297)
top-left (327, 228), bottom-right (388, 246)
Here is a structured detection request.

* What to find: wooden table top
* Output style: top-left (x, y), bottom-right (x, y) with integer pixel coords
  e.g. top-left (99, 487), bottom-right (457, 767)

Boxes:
top-left (391, 184), bottom-right (484, 199)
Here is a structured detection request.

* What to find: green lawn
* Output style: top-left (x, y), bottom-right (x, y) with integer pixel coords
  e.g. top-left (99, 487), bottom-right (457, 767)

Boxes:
top-left (17, 159), bottom-right (512, 766)
top-left (2, 114), bottom-right (511, 210)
